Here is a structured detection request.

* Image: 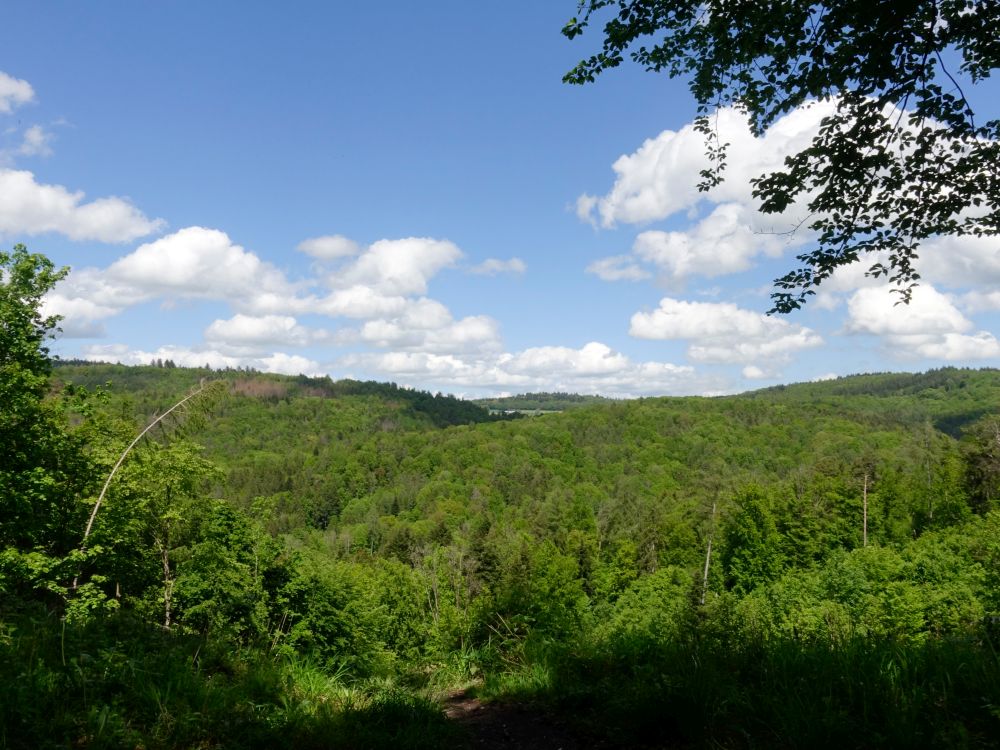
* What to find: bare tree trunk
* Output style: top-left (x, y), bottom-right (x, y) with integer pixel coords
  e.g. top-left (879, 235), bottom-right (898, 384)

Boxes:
top-left (701, 501), bottom-right (716, 605)
top-left (157, 537), bottom-right (174, 630)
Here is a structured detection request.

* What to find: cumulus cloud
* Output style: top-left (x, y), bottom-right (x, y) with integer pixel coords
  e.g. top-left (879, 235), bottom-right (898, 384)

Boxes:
top-left (46, 231), bottom-right (481, 364)
top-left (17, 125), bottom-right (53, 157)
top-left (81, 343), bottom-right (323, 376)
top-left (43, 227), bottom-right (301, 336)
top-left (846, 284), bottom-right (970, 337)
top-left (296, 234), bottom-right (360, 260)
top-left (0, 72), bottom-right (34, 113)
top-left (310, 286), bottom-right (406, 319)
top-left (500, 342), bottom-right (629, 376)
top-left (42, 268), bottom-right (148, 332)
top-left (742, 365), bottom-right (776, 380)
top-left (919, 234), bottom-right (1000, 290)
top-left (340, 341), bottom-right (716, 397)
top-left (348, 298), bottom-right (503, 355)
top-left (579, 102), bottom-right (832, 228)
top-left (845, 283), bottom-right (1000, 359)
top-left (468, 257), bottom-right (526, 276)
top-left (630, 297), bottom-right (822, 365)
top-left (257, 352), bottom-right (325, 376)
top-left (959, 290), bottom-right (1000, 313)
top-left (580, 97), bottom-right (1000, 328)
top-left (632, 203), bottom-right (792, 282)
top-left (0, 169), bottom-right (164, 242)
top-left (578, 104), bottom-right (835, 286)
top-left (902, 332), bottom-right (1000, 360)
top-left (359, 315), bottom-right (502, 355)
top-left (585, 255), bottom-right (651, 282)
top-left (332, 237), bottom-right (461, 296)
top-left (299, 237), bottom-right (463, 308)
top-left (204, 314), bottom-right (328, 350)
top-left (107, 226), bottom-right (293, 303)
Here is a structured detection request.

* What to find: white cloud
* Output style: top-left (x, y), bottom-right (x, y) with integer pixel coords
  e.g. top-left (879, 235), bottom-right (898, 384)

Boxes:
top-left (845, 284), bottom-right (971, 337)
top-left (919, 234), bottom-right (1000, 289)
top-left (42, 268), bottom-right (148, 333)
top-left (579, 104), bottom-right (835, 286)
top-left (45, 232), bottom-right (480, 358)
top-left (313, 285), bottom-right (408, 318)
top-left (258, 352), bottom-right (324, 376)
top-left (43, 228), bottom-right (302, 337)
top-left (742, 365), bottom-right (774, 379)
top-left (575, 194), bottom-right (599, 226)
top-left (585, 255), bottom-right (651, 282)
top-left (350, 297), bottom-right (503, 355)
top-left (333, 237), bottom-right (461, 296)
top-left (468, 257), bottom-right (526, 276)
top-left (901, 332), bottom-right (1000, 360)
top-left (631, 202), bottom-right (791, 281)
top-left (42, 288), bottom-right (123, 324)
top-left (18, 125), bottom-right (53, 157)
top-left (580, 98), bottom-right (1000, 319)
top-left (501, 342), bottom-right (630, 376)
top-left (0, 72), bottom-right (34, 114)
top-left (297, 234), bottom-right (360, 260)
top-left (0, 169), bottom-right (164, 242)
top-left (630, 297), bottom-right (822, 365)
top-left (81, 343), bottom-right (322, 376)
top-left (844, 283), bottom-right (1000, 359)
top-left (959, 290), bottom-right (1000, 313)
top-left (579, 102), bottom-right (833, 228)
top-left (340, 341), bottom-right (716, 397)
top-left (107, 226), bottom-right (293, 303)
top-left (358, 315), bottom-right (502, 355)
top-left (204, 314), bottom-right (327, 349)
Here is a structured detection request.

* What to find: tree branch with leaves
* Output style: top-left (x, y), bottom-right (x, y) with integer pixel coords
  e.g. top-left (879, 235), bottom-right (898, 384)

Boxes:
top-left (563, 0), bottom-right (1000, 312)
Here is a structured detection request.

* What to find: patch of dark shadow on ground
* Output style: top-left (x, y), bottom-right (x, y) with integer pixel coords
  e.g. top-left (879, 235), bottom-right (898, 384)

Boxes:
top-left (443, 689), bottom-right (611, 749)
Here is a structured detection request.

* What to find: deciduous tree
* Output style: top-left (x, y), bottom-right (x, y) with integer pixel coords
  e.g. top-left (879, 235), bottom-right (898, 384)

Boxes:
top-left (0, 245), bottom-right (91, 562)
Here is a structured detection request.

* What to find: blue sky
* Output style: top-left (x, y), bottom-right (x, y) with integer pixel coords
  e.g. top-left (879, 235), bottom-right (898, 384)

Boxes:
top-left (4, 2), bottom-right (999, 397)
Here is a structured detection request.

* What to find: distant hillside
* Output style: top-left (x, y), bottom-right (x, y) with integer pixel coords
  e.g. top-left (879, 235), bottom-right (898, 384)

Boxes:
top-left (54, 359), bottom-right (506, 428)
top-left (474, 391), bottom-right (614, 412)
top-left (744, 367), bottom-right (1000, 436)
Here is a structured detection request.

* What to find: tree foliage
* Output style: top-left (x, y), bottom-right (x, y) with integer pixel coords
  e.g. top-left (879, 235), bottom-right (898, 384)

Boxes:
top-left (563, 1), bottom-right (1000, 311)
top-left (0, 245), bottom-right (91, 558)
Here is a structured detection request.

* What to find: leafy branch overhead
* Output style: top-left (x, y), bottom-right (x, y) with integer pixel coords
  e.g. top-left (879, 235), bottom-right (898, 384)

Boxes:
top-left (563, 1), bottom-right (1000, 312)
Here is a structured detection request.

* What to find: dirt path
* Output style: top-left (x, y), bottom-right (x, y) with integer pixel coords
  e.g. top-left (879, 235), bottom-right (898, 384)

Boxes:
top-left (443, 690), bottom-right (599, 750)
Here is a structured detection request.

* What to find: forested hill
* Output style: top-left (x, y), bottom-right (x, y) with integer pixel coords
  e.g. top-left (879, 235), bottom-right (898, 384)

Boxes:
top-left (54, 359), bottom-right (507, 428)
top-left (49, 361), bottom-right (1000, 540)
top-left (9, 359), bottom-right (1000, 747)
top-left (746, 368), bottom-right (1000, 436)
top-left (474, 391), bottom-right (614, 412)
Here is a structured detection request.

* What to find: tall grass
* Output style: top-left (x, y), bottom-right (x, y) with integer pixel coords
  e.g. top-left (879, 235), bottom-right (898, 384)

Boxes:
top-left (479, 631), bottom-right (1000, 748)
top-left (0, 609), bottom-right (458, 749)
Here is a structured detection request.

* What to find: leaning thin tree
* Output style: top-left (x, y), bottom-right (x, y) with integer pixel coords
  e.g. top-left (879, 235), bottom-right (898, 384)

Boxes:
top-left (72, 379), bottom-right (226, 594)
